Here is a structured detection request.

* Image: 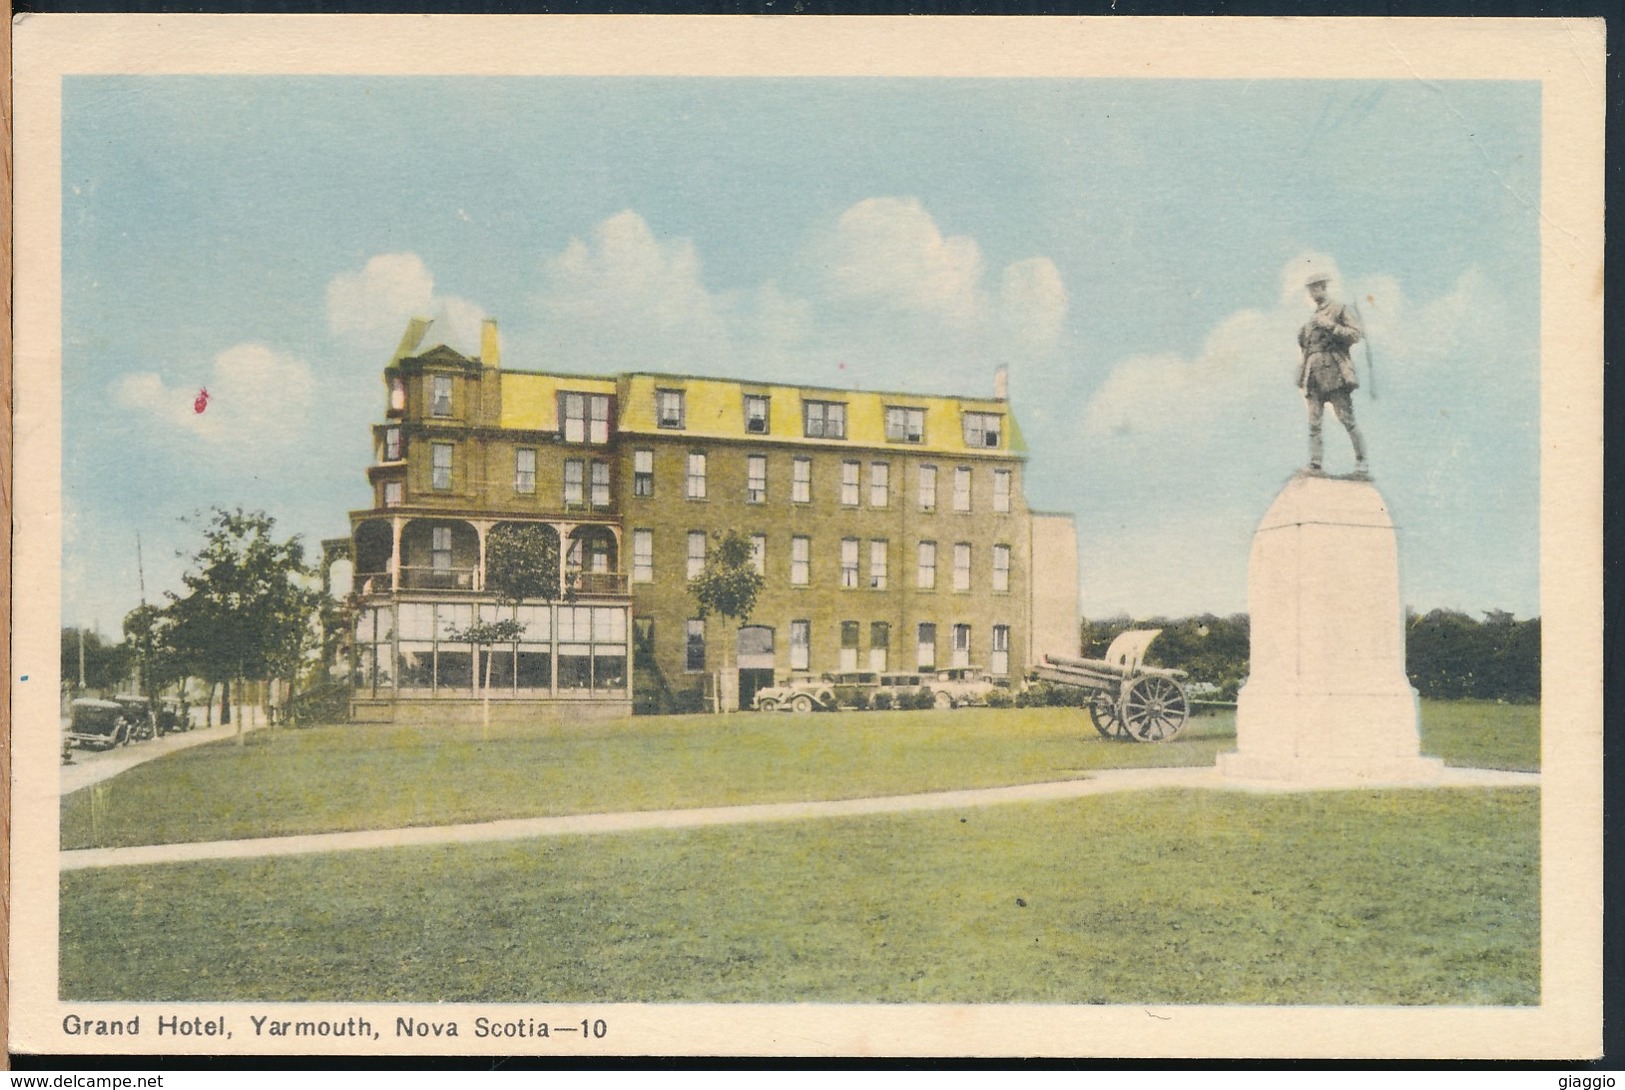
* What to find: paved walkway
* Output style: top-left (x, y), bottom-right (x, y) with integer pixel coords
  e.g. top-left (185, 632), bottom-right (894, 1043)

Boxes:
top-left (60, 716), bottom-right (267, 796)
top-left (60, 764), bottom-right (1539, 872)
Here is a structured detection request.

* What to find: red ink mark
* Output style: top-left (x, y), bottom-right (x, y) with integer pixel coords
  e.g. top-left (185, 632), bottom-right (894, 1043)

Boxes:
top-left (194, 388), bottom-right (210, 414)
top-left (837, 362), bottom-right (846, 370)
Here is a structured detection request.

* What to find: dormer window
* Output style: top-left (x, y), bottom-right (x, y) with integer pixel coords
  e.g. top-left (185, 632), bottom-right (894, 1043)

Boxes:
top-left (963, 411), bottom-right (1001, 448)
top-left (430, 375), bottom-right (453, 418)
top-left (804, 399), bottom-right (847, 439)
top-left (383, 427), bottom-right (402, 462)
top-left (744, 395), bottom-right (770, 434)
top-left (657, 389), bottom-right (686, 429)
top-left (885, 406), bottom-right (925, 443)
top-left (562, 392), bottom-right (612, 443)
top-left (388, 377), bottom-right (407, 416)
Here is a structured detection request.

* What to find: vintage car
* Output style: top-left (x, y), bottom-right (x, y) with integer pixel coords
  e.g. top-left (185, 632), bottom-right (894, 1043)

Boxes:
top-left (751, 676), bottom-right (838, 713)
top-left (156, 698), bottom-right (192, 735)
top-left (927, 667), bottom-right (1004, 708)
top-left (874, 673), bottom-right (933, 707)
top-left (65, 698), bottom-right (136, 750)
top-left (113, 694), bottom-right (158, 742)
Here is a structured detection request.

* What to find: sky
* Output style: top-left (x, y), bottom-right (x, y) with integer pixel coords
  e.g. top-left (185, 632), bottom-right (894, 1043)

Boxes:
top-left (60, 76), bottom-right (1541, 634)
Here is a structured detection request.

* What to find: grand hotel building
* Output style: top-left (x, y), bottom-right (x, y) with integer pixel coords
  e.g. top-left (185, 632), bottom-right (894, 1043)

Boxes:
top-left (345, 319), bottom-right (1078, 722)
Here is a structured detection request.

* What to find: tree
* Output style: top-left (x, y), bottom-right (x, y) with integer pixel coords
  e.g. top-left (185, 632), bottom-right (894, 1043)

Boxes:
top-left (165, 508), bottom-right (320, 743)
top-left (687, 529), bottom-right (765, 712)
top-left (60, 627), bottom-right (130, 697)
top-left (122, 603), bottom-right (187, 703)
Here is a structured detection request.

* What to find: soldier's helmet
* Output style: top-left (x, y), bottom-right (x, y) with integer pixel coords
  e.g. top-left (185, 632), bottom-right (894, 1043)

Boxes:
top-left (1304, 271), bottom-right (1332, 289)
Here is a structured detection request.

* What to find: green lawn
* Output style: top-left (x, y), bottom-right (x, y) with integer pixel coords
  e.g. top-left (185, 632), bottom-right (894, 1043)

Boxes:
top-left (60, 786), bottom-right (1539, 1005)
top-left (61, 701), bottom-right (1537, 850)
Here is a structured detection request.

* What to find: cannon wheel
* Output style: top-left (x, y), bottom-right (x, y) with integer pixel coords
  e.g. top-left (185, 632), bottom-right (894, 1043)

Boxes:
top-left (1121, 675), bottom-right (1190, 742)
top-left (1088, 690), bottom-right (1128, 739)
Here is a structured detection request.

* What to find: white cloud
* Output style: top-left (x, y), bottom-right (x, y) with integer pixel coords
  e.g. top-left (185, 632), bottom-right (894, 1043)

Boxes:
top-left (326, 252), bottom-right (486, 357)
top-left (114, 342), bottom-right (317, 452)
top-left (818, 197), bottom-right (985, 324)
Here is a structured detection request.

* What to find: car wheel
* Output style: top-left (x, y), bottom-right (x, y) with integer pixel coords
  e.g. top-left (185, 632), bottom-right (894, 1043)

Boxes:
top-left (934, 690), bottom-right (956, 709)
top-left (791, 694), bottom-right (814, 713)
top-left (757, 697), bottom-right (779, 712)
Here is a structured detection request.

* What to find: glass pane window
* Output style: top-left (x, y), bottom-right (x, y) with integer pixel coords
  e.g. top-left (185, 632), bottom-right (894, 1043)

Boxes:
top-left (398, 602), bottom-right (436, 641)
top-left (747, 455), bottom-right (767, 503)
top-left (431, 375), bottom-right (453, 417)
top-left (991, 624), bottom-right (1011, 676)
top-left (954, 543), bottom-right (972, 591)
top-left (687, 452), bottom-right (707, 499)
top-left (790, 535), bottom-right (810, 586)
top-left (840, 538), bottom-right (859, 587)
top-left (686, 618), bottom-right (706, 671)
top-left (750, 534), bottom-right (766, 576)
top-left (561, 392), bottom-right (586, 443)
top-left (792, 458), bottom-right (812, 503)
top-left (657, 389), bottom-right (685, 429)
top-left (634, 449), bottom-right (654, 497)
top-left (590, 461), bottom-right (611, 507)
top-left (432, 443), bottom-right (453, 490)
top-left (382, 480), bottom-right (403, 507)
top-left (952, 624), bottom-right (972, 668)
top-left (789, 620), bottom-right (811, 670)
top-left (869, 622), bottom-right (889, 672)
top-left (885, 406), bottom-right (925, 443)
top-left (744, 395), bottom-right (770, 434)
top-left (515, 604), bottom-right (551, 641)
top-left (432, 527), bottom-right (453, 572)
top-left (557, 606), bottom-right (594, 643)
top-left (870, 462), bottom-right (889, 507)
top-left (963, 412), bottom-right (1002, 448)
top-left (839, 620), bottom-right (860, 672)
top-left (918, 465), bottom-right (937, 511)
top-left (993, 469), bottom-right (1012, 513)
top-left (593, 607), bottom-right (627, 643)
top-left (993, 543), bottom-right (1011, 592)
top-left (804, 400), bottom-right (847, 439)
top-left (515, 448), bottom-right (536, 494)
top-left (953, 467), bottom-right (972, 512)
top-left (841, 461), bottom-right (860, 506)
top-left (384, 427), bottom-right (402, 461)
top-left (917, 541), bottom-right (936, 589)
top-left (687, 531), bottom-right (707, 580)
top-left (558, 644), bottom-right (592, 689)
top-left (563, 459), bottom-right (584, 505)
top-left (588, 395), bottom-right (611, 444)
top-left (869, 540), bottom-right (888, 589)
top-left (633, 529), bottom-right (654, 583)
top-left (917, 623), bottom-right (937, 670)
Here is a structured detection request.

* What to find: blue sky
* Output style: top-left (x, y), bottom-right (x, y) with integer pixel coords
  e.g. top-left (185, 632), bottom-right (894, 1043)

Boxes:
top-left (61, 76), bottom-right (1541, 632)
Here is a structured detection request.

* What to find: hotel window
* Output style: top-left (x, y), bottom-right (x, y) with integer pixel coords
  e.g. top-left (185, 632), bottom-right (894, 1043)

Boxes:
top-left (685, 618), bottom-right (706, 671)
top-left (432, 526), bottom-right (453, 573)
top-left (686, 452), bottom-right (707, 499)
top-left (744, 395), bottom-right (770, 434)
top-left (790, 620), bottom-right (811, 670)
top-left (474, 602), bottom-right (553, 694)
top-left (750, 534), bottom-right (766, 576)
top-left (992, 544), bottom-right (1011, 592)
top-left (687, 531), bottom-right (707, 580)
top-left (430, 375), bottom-right (453, 417)
top-left (885, 406), bottom-right (925, 443)
top-left (993, 469), bottom-right (1012, 513)
top-left (840, 538), bottom-right (860, 588)
top-left (563, 459), bottom-right (584, 506)
top-left (561, 392), bottom-right (612, 444)
top-left (804, 399), bottom-right (847, 439)
top-left (431, 443), bottom-right (453, 490)
top-left (953, 467), bottom-right (972, 512)
top-left (917, 623), bottom-right (937, 670)
top-left (514, 448), bottom-right (536, 494)
top-left (840, 461), bottom-right (860, 506)
top-left (657, 388), bottom-right (686, 429)
top-left (963, 411), bottom-right (1002, 448)
top-left (991, 625), bottom-right (1011, 676)
top-left (840, 621), bottom-right (861, 672)
top-left (952, 624), bottom-right (972, 668)
top-left (792, 458), bottom-right (812, 503)
top-left (633, 529), bottom-right (653, 583)
top-left (388, 376), bottom-right (407, 415)
top-left (747, 455), bottom-right (767, 503)
top-left (633, 449), bottom-right (654, 497)
top-left (869, 540), bottom-right (888, 589)
top-left (790, 535), bottom-right (810, 586)
top-left (870, 622), bottom-right (890, 672)
top-left (383, 427), bottom-right (402, 462)
top-left (382, 480), bottom-right (402, 508)
top-left (870, 462), bottom-right (890, 507)
top-left (918, 465), bottom-right (937, 511)
top-left (556, 606), bottom-right (627, 692)
top-left (917, 541), bottom-right (936, 589)
top-left (590, 461), bottom-right (611, 507)
top-left (953, 543), bottom-right (972, 591)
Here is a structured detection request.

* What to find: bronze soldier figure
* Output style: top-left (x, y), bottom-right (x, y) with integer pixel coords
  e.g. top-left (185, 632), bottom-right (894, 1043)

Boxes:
top-left (1297, 272), bottom-right (1368, 476)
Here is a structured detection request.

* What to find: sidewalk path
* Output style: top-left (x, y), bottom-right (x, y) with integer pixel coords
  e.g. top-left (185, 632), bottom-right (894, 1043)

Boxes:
top-left (60, 764), bottom-right (1539, 872)
top-left (61, 717), bottom-right (267, 797)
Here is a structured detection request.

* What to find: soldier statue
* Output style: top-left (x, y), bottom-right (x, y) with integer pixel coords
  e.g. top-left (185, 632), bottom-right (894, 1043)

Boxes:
top-left (1297, 272), bottom-right (1368, 476)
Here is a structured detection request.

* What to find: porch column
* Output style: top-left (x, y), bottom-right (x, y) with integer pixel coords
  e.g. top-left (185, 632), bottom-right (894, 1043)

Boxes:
top-left (474, 521), bottom-right (490, 592)
top-left (389, 517), bottom-right (403, 592)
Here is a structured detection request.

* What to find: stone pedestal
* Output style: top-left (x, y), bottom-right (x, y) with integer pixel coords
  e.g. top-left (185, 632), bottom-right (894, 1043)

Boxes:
top-left (1217, 474), bottom-right (1443, 786)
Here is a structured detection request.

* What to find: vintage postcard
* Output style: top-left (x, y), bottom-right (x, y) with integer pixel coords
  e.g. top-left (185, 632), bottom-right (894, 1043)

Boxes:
top-left (9, 15), bottom-right (1604, 1060)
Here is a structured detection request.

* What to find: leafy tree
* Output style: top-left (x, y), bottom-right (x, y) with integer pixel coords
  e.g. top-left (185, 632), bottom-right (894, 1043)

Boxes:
top-left (165, 508), bottom-right (320, 743)
top-left (687, 529), bottom-right (765, 712)
top-left (60, 627), bottom-right (130, 697)
top-left (122, 603), bottom-right (188, 702)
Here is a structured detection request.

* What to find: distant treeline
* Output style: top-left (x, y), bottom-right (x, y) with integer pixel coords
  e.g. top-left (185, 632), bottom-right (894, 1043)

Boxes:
top-left (1079, 609), bottom-right (1539, 704)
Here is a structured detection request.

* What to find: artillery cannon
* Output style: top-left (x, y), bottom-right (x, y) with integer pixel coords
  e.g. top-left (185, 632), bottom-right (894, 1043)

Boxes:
top-left (1032, 629), bottom-right (1191, 742)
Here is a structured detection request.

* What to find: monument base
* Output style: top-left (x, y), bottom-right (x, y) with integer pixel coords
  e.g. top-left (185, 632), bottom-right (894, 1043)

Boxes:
top-left (1216, 751), bottom-right (1445, 787)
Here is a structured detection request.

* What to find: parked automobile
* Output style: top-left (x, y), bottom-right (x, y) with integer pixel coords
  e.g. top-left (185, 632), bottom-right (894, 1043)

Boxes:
top-left (928, 667), bottom-right (1003, 708)
top-left (876, 673), bottom-right (932, 706)
top-left (156, 698), bottom-right (192, 735)
top-left (752, 676), bottom-right (838, 713)
top-left (65, 698), bottom-right (135, 750)
top-left (113, 695), bottom-right (158, 742)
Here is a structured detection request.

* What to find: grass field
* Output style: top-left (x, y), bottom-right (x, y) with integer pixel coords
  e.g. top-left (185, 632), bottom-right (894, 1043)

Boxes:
top-left (59, 786), bottom-right (1538, 1005)
top-left (60, 700), bottom-right (1536, 850)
